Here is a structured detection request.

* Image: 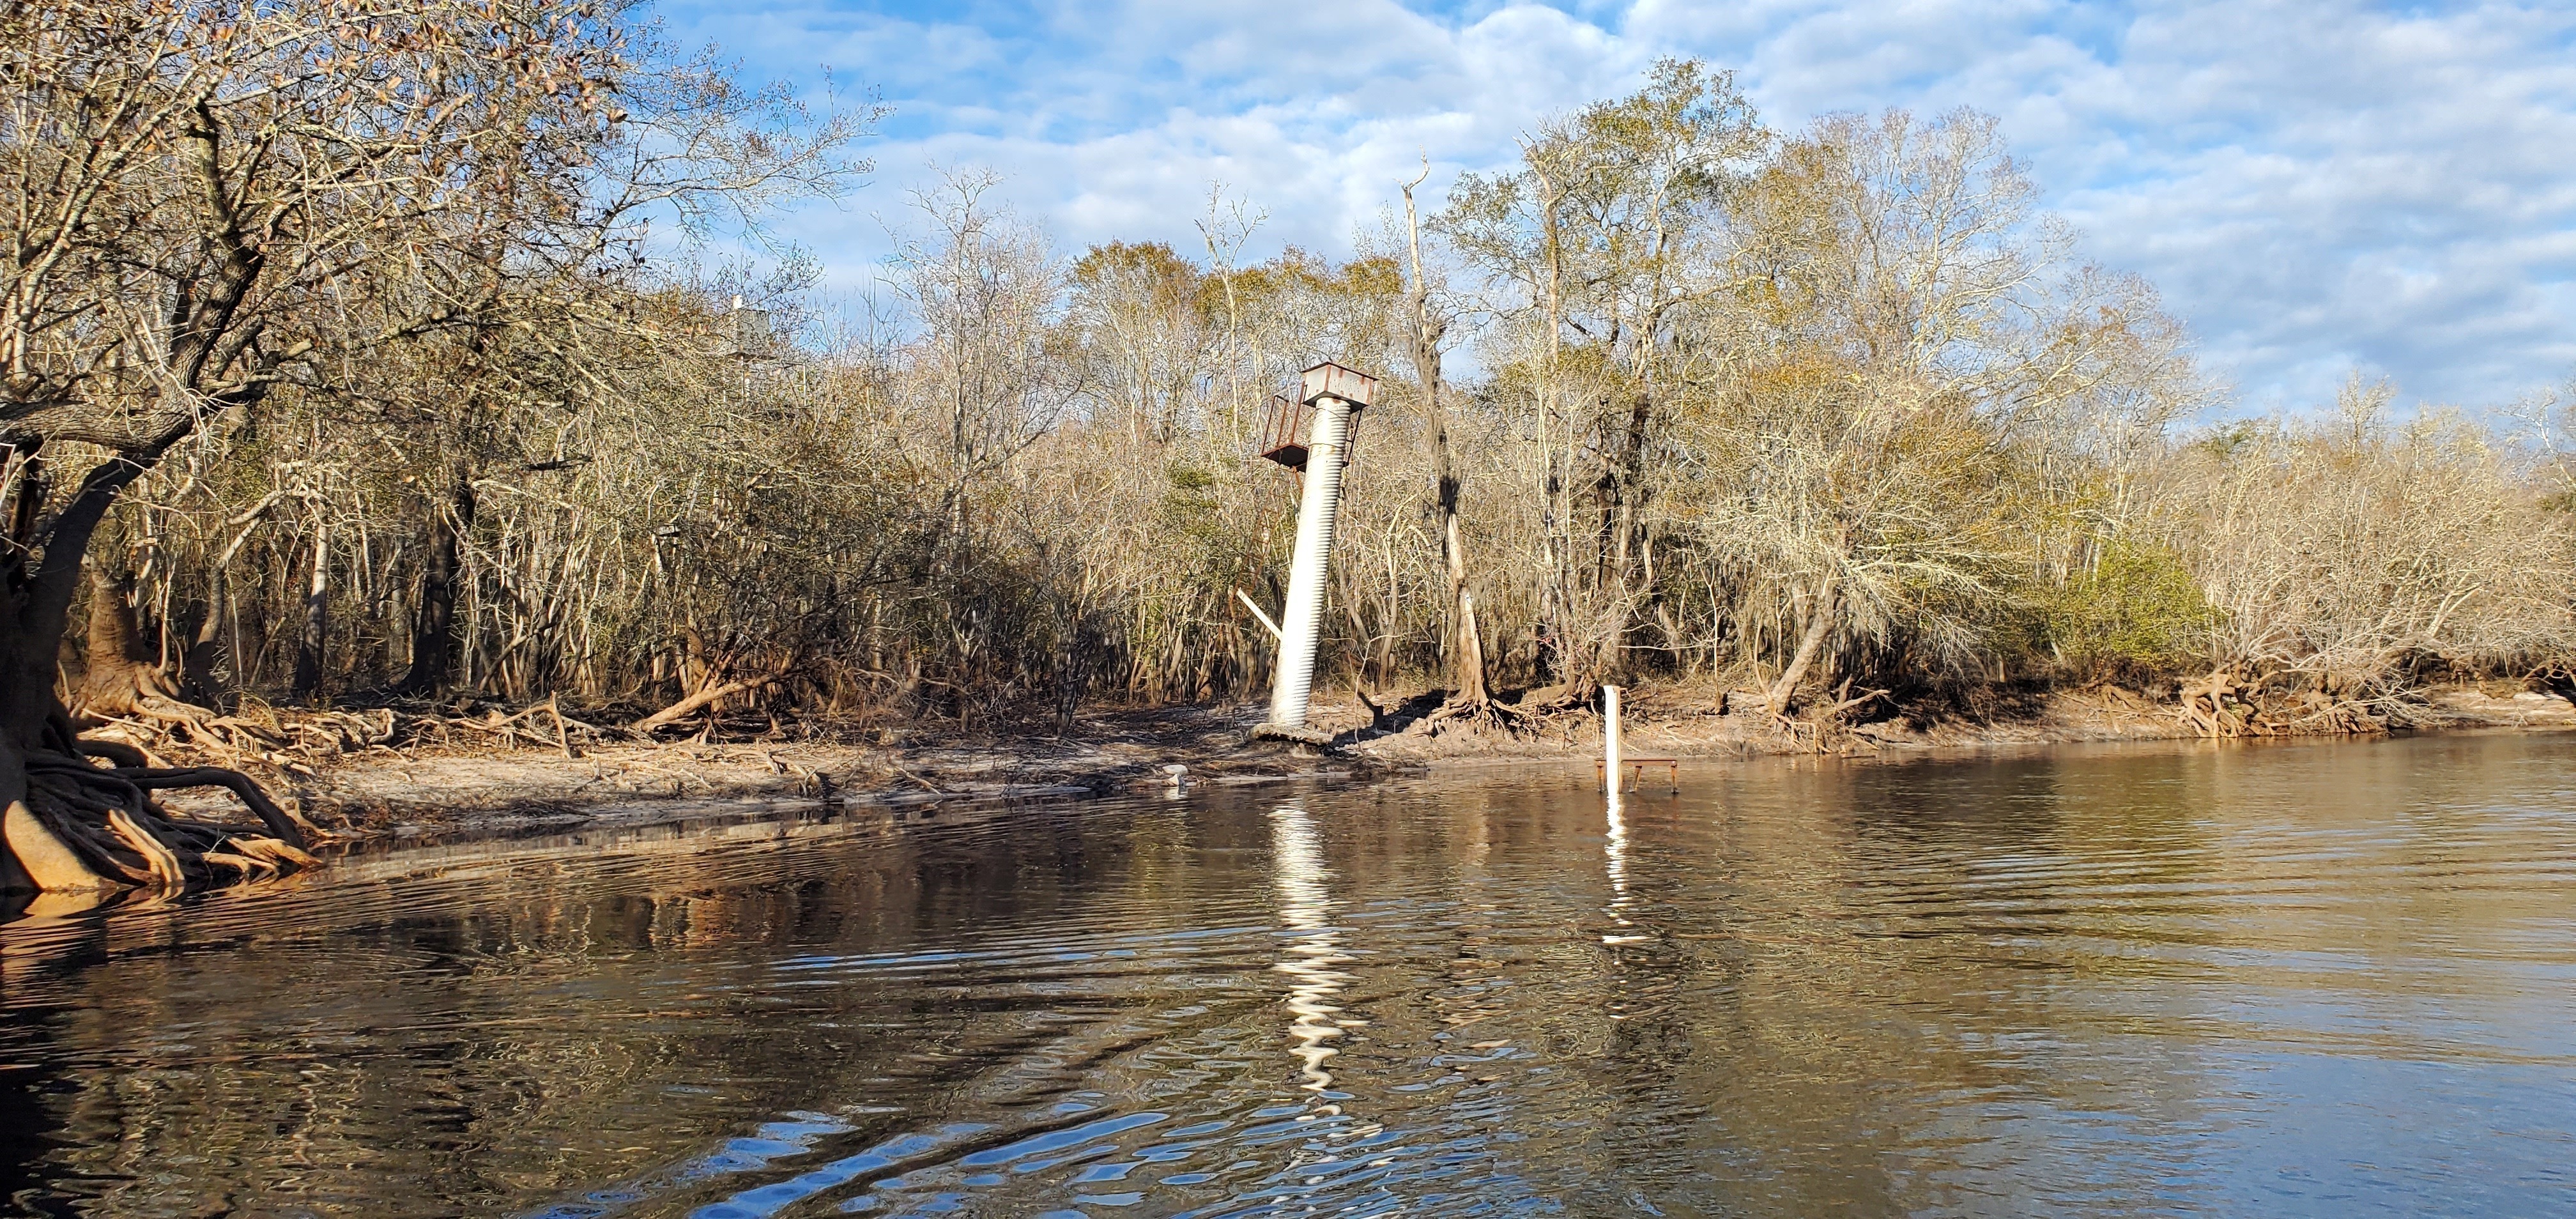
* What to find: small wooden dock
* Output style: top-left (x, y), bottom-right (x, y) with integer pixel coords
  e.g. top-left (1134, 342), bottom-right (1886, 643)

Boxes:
top-left (1597, 756), bottom-right (1678, 793)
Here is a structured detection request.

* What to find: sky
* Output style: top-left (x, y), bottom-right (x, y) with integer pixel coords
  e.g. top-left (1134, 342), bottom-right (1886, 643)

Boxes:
top-left (647, 0), bottom-right (2576, 411)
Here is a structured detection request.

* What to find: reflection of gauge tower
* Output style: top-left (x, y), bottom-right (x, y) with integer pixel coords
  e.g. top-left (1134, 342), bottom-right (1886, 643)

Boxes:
top-left (1268, 802), bottom-right (1356, 1107)
top-left (1605, 788), bottom-right (1646, 948)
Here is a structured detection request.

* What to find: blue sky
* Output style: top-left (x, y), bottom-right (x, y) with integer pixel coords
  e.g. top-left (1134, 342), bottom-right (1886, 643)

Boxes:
top-left (650, 0), bottom-right (2576, 411)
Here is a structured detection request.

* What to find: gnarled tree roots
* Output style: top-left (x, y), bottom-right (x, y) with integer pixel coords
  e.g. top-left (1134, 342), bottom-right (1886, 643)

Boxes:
top-left (2179, 668), bottom-right (2269, 738)
top-left (8, 746), bottom-right (318, 893)
top-left (1414, 694), bottom-right (1533, 737)
top-left (2178, 667), bottom-right (2399, 739)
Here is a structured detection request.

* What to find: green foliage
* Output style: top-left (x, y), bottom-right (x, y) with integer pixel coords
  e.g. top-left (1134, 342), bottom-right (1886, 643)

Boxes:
top-left (1156, 460), bottom-right (1232, 556)
top-left (2043, 538), bottom-right (2218, 671)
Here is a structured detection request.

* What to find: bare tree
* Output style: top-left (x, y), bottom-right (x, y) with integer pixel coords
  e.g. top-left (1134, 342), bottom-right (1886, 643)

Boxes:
top-left (0, 0), bottom-right (859, 891)
top-left (2168, 378), bottom-right (2576, 714)
top-left (1400, 162), bottom-right (1501, 720)
top-left (1445, 59), bottom-right (1765, 692)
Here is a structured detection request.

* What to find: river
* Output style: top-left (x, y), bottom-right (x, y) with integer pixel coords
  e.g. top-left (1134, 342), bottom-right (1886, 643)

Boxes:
top-left (3, 732), bottom-right (2572, 1216)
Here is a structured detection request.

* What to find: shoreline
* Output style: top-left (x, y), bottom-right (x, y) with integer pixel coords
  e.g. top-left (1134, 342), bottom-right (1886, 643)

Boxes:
top-left (260, 681), bottom-right (2576, 848)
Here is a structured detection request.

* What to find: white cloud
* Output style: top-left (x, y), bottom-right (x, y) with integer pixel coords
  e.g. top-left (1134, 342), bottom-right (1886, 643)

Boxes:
top-left (656, 0), bottom-right (2576, 408)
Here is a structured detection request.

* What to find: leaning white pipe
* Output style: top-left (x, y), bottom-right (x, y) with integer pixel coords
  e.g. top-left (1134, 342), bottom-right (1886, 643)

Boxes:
top-left (1266, 397), bottom-right (1354, 731)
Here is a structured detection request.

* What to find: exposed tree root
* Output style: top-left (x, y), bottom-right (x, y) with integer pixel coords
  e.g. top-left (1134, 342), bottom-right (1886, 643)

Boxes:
top-left (2276, 690), bottom-right (2393, 735)
top-left (74, 737), bottom-right (150, 768)
top-left (2179, 666), bottom-right (2404, 738)
top-left (431, 700), bottom-right (599, 753)
top-left (1508, 679), bottom-right (1598, 717)
top-left (1772, 714), bottom-right (1827, 752)
top-left (64, 573), bottom-right (400, 772)
top-left (8, 747), bottom-right (318, 893)
top-left (2178, 668), bottom-right (2271, 738)
top-left (1412, 691), bottom-right (1535, 737)
top-left (1757, 678), bottom-right (1894, 754)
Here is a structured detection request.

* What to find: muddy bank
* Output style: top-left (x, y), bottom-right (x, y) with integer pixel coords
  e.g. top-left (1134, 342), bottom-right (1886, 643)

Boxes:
top-left (251, 682), bottom-right (2576, 844)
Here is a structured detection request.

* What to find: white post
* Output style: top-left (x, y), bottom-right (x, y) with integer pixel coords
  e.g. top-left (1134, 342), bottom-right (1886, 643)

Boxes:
top-left (1603, 684), bottom-right (1622, 794)
top-left (1266, 396), bottom-right (1354, 732)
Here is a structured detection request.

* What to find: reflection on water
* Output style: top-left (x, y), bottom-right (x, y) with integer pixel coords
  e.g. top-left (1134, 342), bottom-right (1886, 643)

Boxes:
top-left (1266, 803), bottom-right (1354, 1101)
top-left (4, 732), bottom-right (2575, 1216)
top-left (1603, 786), bottom-right (1649, 949)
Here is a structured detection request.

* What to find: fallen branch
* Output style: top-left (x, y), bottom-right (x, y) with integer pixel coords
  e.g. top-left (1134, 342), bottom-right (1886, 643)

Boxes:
top-left (1820, 678), bottom-right (1892, 722)
top-left (633, 674), bottom-right (785, 733)
top-left (1233, 588), bottom-right (1282, 641)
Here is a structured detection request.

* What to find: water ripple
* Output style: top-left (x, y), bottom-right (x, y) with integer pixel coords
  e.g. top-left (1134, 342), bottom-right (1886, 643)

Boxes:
top-left (4, 735), bottom-right (2573, 1216)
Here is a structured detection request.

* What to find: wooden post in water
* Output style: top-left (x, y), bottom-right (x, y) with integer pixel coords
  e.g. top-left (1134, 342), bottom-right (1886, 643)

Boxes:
top-left (1602, 685), bottom-right (1622, 794)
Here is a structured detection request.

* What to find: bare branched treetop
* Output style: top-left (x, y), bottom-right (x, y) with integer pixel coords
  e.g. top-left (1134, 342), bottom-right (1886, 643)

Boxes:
top-left (0, 0), bottom-right (864, 456)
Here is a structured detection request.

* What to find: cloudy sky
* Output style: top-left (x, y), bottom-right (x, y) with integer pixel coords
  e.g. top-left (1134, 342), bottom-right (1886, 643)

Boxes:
top-left (649, 0), bottom-right (2576, 411)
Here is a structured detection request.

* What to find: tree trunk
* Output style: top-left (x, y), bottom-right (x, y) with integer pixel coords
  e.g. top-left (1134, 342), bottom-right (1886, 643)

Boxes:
top-left (0, 447), bottom-right (315, 893)
top-left (1456, 588), bottom-right (1489, 695)
top-left (1596, 387), bottom-right (1653, 682)
top-left (0, 446), bottom-right (89, 889)
top-left (291, 518), bottom-right (329, 702)
top-left (400, 473), bottom-right (474, 694)
top-left (1402, 171), bottom-right (1491, 707)
top-left (1766, 574), bottom-right (1841, 717)
top-left (180, 571), bottom-right (227, 705)
top-left (0, 633), bottom-right (56, 870)
top-left (74, 571), bottom-right (176, 719)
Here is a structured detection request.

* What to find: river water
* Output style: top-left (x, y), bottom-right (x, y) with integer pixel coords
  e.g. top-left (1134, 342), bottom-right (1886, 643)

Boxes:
top-left (3, 732), bottom-right (2573, 1216)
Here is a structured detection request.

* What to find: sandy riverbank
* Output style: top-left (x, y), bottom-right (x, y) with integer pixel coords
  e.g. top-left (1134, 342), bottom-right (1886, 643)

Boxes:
top-left (252, 681), bottom-right (2576, 843)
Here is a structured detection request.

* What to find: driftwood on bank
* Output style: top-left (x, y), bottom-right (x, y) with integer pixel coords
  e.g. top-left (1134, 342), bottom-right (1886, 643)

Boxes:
top-left (631, 674), bottom-right (787, 734)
